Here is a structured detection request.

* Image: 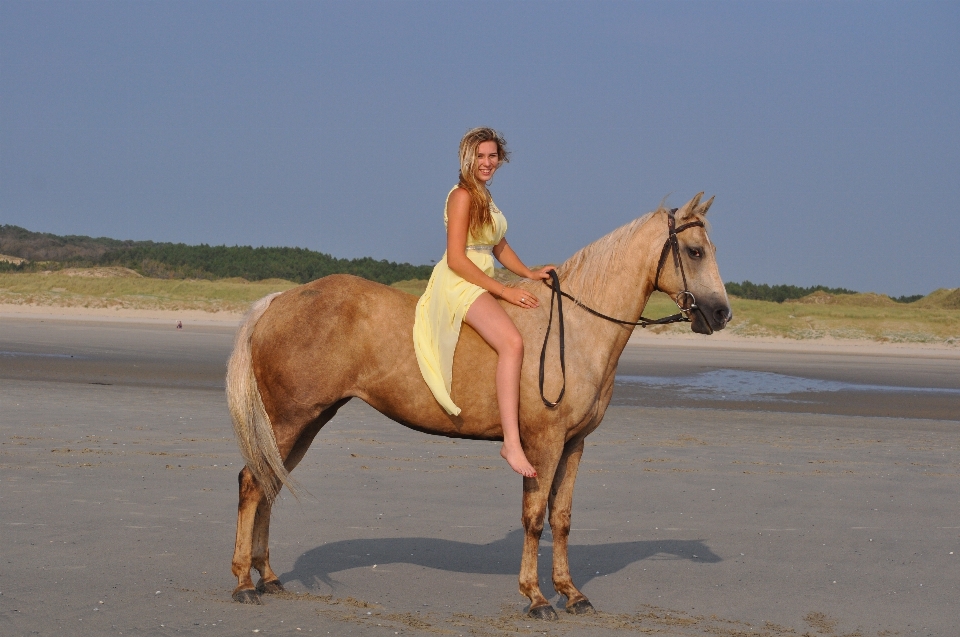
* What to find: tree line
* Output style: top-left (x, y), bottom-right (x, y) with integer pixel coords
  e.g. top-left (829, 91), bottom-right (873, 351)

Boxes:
top-left (0, 225), bottom-right (432, 285)
top-left (724, 280), bottom-right (921, 304)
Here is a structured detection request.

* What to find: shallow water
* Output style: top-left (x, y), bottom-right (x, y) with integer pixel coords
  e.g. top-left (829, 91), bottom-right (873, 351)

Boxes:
top-left (616, 369), bottom-right (960, 402)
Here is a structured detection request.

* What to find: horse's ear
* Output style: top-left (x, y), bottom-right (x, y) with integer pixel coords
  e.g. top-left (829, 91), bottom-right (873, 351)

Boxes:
top-left (695, 195), bottom-right (715, 216)
top-left (676, 192), bottom-right (704, 222)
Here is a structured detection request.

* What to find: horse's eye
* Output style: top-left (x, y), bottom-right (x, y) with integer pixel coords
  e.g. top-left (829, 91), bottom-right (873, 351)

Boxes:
top-left (688, 247), bottom-right (703, 259)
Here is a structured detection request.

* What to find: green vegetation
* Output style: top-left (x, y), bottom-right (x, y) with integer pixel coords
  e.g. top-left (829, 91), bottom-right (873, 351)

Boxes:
top-left (390, 279), bottom-right (430, 296)
top-left (893, 294), bottom-right (925, 304)
top-left (0, 270), bottom-right (298, 313)
top-left (724, 281), bottom-right (924, 305)
top-left (723, 280), bottom-right (858, 303)
top-left (642, 290), bottom-right (959, 344)
top-left (913, 287), bottom-right (960, 310)
top-left (0, 225), bottom-right (432, 285)
top-left (730, 294), bottom-right (960, 343)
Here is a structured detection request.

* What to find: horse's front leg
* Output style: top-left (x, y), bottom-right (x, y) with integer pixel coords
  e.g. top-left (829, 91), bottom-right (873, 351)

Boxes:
top-left (518, 444), bottom-right (564, 619)
top-left (548, 439), bottom-right (593, 614)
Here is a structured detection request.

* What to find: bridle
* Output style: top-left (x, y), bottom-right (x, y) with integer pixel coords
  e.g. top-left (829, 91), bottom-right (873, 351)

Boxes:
top-left (538, 208), bottom-right (711, 408)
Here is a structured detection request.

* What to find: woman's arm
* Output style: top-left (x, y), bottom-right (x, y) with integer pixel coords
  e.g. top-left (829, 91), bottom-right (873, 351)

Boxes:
top-left (492, 240), bottom-right (536, 279)
top-left (446, 189), bottom-right (538, 308)
top-left (494, 239), bottom-right (556, 284)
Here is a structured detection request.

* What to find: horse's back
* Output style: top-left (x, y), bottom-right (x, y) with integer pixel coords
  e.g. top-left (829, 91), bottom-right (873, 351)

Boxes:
top-left (270, 274), bottom-right (416, 328)
top-left (248, 274), bottom-right (503, 438)
top-left (250, 276), bottom-right (416, 406)
top-left (249, 275), bottom-right (480, 429)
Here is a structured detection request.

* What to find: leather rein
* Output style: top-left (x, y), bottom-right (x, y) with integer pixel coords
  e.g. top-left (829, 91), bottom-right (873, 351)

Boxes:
top-left (538, 208), bottom-right (709, 408)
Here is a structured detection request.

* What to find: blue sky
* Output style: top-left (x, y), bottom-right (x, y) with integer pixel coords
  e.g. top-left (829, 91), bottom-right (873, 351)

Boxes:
top-left (2, 1), bottom-right (957, 296)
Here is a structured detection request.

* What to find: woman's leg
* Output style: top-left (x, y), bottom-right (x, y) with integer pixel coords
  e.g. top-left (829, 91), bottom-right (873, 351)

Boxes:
top-left (464, 292), bottom-right (536, 477)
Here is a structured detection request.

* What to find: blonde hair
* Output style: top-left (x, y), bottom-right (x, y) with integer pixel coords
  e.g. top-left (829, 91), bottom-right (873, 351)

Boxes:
top-left (458, 127), bottom-right (510, 238)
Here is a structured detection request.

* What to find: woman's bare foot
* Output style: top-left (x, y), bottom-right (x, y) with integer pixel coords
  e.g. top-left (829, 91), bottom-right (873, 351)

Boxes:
top-left (501, 443), bottom-right (537, 477)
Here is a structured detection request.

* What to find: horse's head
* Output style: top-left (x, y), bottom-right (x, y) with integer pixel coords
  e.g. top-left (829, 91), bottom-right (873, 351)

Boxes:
top-left (655, 193), bottom-right (732, 335)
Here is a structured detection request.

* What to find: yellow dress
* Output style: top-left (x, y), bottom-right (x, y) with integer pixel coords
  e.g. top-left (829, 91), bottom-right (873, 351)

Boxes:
top-left (413, 187), bottom-right (508, 416)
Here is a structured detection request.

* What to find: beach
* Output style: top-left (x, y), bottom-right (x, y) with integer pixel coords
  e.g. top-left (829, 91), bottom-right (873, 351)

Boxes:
top-left (2, 308), bottom-right (959, 636)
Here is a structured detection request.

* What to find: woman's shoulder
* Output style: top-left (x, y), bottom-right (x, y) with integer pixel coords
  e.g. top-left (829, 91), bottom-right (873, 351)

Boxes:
top-left (445, 186), bottom-right (470, 215)
top-left (447, 185), bottom-right (469, 204)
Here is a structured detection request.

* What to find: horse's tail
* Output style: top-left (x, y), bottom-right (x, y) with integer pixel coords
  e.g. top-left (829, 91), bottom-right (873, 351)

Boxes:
top-left (226, 292), bottom-right (296, 503)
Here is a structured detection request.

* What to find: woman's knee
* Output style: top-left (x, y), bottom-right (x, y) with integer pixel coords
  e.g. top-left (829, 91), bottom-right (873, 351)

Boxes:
top-left (486, 325), bottom-right (523, 359)
top-left (504, 329), bottom-right (524, 358)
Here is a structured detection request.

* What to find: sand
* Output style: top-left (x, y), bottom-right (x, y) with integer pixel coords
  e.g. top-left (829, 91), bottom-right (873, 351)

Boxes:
top-left (2, 311), bottom-right (959, 636)
top-left (0, 304), bottom-right (244, 327)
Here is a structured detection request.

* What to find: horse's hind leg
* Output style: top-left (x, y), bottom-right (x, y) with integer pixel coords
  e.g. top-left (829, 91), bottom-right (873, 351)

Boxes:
top-left (232, 399), bottom-right (350, 603)
top-left (232, 467), bottom-right (273, 603)
top-left (251, 493), bottom-right (282, 595)
top-left (548, 440), bottom-right (593, 614)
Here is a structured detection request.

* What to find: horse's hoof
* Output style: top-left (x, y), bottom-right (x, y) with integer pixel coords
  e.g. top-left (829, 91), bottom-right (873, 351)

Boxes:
top-left (566, 599), bottom-right (595, 615)
top-left (256, 579), bottom-right (285, 595)
top-left (232, 588), bottom-right (263, 605)
top-left (527, 604), bottom-right (559, 620)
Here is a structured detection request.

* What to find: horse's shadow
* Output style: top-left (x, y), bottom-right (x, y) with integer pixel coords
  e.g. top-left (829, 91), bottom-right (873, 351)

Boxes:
top-left (281, 528), bottom-right (721, 592)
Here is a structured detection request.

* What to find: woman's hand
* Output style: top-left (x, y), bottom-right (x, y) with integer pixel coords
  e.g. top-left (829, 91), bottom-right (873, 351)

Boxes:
top-left (500, 286), bottom-right (540, 309)
top-left (529, 265), bottom-right (557, 282)
top-left (497, 266), bottom-right (557, 308)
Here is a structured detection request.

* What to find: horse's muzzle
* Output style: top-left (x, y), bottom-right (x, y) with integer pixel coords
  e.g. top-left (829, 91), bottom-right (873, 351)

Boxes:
top-left (691, 301), bottom-right (732, 335)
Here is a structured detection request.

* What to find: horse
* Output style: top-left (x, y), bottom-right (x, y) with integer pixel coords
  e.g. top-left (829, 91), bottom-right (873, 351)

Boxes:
top-left (226, 192), bottom-right (731, 618)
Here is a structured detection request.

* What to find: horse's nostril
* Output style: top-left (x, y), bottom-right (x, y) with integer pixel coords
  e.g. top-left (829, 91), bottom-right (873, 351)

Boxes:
top-left (715, 308), bottom-right (732, 326)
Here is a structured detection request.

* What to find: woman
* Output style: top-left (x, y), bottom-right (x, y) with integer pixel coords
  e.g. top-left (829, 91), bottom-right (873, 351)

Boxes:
top-left (413, 127), bottom-right (554, 478)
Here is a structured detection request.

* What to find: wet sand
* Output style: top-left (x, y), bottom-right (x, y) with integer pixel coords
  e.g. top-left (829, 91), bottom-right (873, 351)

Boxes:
top-left (2, 316), bottom-right (959, 636)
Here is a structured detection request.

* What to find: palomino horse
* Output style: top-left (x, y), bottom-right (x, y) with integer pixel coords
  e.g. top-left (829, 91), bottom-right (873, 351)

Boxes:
top-left (227, 193), bottom-right (731, 618)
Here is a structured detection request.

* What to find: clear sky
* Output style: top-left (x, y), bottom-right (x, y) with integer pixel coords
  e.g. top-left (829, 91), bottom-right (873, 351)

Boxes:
top-left (2, 1), bottom-right (957, 296)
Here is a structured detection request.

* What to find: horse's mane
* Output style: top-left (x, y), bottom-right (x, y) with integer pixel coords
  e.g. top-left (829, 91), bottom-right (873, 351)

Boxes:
top-left (556, 208), bottom-right (663, 308)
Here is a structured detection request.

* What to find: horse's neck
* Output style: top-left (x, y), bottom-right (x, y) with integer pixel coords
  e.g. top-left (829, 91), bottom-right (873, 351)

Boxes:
top-left (559, 214), bottom-right (664, 373)
top-left (562, 214), bottom-right (662, 330)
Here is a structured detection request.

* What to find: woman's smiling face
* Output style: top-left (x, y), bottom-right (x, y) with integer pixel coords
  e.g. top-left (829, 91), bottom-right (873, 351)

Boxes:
top-left (474, 140), bottom-right (500, 184)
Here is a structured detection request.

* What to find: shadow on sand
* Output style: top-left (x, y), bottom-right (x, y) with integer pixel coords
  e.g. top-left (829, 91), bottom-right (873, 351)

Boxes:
top-left (281, 528), bottom-right (721, 591)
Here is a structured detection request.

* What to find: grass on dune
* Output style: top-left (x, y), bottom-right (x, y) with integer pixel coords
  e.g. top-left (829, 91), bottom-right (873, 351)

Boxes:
top-left (735, 297), bottom-right (960, 343)
top-left (2, 269), bottom-right (957, 344)
top-left (0, 270), bottom-right (299, 313)
top-left (642, 292), bottom-right (960, 344)
top-left (390, 279), bottom-right (429, 296)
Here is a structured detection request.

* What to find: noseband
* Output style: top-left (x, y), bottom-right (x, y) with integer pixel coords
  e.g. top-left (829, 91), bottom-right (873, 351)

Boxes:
top-left (538, 209), bottom-right (710, 408)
